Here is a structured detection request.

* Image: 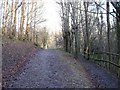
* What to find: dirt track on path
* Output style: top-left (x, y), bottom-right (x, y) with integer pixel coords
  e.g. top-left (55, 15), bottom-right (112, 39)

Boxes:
top-left (8, 49), bottom-right (94, 88)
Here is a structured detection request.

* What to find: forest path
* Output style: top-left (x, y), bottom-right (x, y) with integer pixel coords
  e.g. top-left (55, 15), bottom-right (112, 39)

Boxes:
top-left (8, 49), bottom-right (94, 88)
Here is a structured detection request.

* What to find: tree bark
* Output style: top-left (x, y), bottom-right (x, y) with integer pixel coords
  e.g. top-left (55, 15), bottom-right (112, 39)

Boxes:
top-left (84, 2), bottom-right (89, 60)
top-left (13, 0), bottom-right (18, 39)
top-left (10, 0), bottom-right (14, 38)
top-left (19, 0), bottom-right (25, 40)
top-left (25, 1), bottom-right (29, 40)
top-left (33, 3), bottom-right (37, 43)
top-left (3, 0), bottom-right (8, 36)
top-left (106, 1), bottom-right (111, 69)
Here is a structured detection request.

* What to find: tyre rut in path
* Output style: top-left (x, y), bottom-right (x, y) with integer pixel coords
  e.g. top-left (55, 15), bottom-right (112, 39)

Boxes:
top-left (8, 49), bottom-right (94, 88)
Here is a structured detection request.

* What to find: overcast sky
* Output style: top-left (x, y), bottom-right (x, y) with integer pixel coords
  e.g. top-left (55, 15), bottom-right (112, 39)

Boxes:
top-left (41, 0), bottom-right (62, 33)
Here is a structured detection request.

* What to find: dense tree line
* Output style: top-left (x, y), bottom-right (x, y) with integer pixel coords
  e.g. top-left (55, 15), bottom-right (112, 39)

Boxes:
top-left (56, 0), bottom-right (120, 76)
top-left (0, 0), bottom-right (49, 48)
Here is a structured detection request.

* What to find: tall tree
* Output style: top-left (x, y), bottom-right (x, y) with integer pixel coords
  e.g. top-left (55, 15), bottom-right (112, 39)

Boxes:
top-left (13, 0), bottom-right (18, 38)
top-left (19, 0), bottom-right (25, 40)
top-left (84, 2), bottom-right (89, 59)
top-left (111, 2), bottom-right (120, 55)
top-left (25, 0), bottom-right (30, 40)
top-left (106, 1), bottom-right (111, 69)
top-left (33, 3), bottom-right (37, 43)
top-left (99, 11), bottom-right (103, 52)
top-left (30, 1), bottom-right (34, 41)
top-left (9, 0), bottom-right (14, 38)
top-left (3, 0), bottom-right (8, 36)
top-left (60, 1), bottom-right (70, 52)
top-left (111, 1), bottom-right (120, 77)
top-left (70, 2), bottom-right (79, 58)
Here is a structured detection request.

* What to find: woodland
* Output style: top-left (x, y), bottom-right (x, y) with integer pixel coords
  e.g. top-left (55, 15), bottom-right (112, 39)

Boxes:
top-left (0, 0), bottom-right (120, 88)
top-left (55, 0), bottom-right (120, 77)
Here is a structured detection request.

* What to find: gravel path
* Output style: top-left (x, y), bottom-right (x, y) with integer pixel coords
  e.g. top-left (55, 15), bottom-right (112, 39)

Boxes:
top-left (8, 49), bottom-right (94, 88)
top-left (78, 55), bottom-right (119, 88)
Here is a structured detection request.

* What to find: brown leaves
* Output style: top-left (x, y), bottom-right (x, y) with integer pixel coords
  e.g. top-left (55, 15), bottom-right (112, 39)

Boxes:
top-left (2, 38), bottom-right (39, 87)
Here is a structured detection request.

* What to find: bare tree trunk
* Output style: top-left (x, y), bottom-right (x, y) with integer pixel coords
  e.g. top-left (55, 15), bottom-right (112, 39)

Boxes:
top-left (106, 1), bottom-right (111, 69)
top-left (25, 1), bottom-right (29, 40)
top-left (33, 3), bottom-right (37, 43)
top-left (110, 2), bottom-right (120, 77)
top-left (116, 4), bottom-right (120, 78)
top-left (30, 1), bottom-right (34, 42)
top-left (13, 0), bottom-right (18, 39)
top-left (3, 0), bottom-right (8, 36)
top-left (2, 2), bottom-right (5, 36)
top-left (84, 2), bottom-right (89, 60)
top-left (75, 26), bottom-right (78, 58)
top-left (66, 3), bottom-right (70, 53)
top-left (9, 0), bottom-right (14, 38)
top-left (74, 3), bottom-right (79, 58)
top-left (116, 7), bottom-right (120, 55)
top-left (99, 11), bottom-right (103, 52)
top-left (19, 0), bottom-right (25, 40)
